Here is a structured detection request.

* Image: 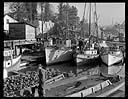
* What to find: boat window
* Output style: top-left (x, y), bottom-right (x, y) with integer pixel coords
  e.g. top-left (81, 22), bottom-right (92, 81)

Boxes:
top-left (94, 51), bottom-right (95, 54)
top-left (5, 60), bottom-right (11, 68)
top-left (6, 19), bottom-right (9, 24)
top-left (4, 56), bottom-right (11, 60)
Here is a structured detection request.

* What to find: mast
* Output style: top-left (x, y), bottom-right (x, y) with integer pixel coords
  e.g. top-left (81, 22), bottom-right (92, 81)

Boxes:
top-left (88, 3), bottom-right (91, 49)
top-left (41, 3), bottom-right (44, 38)
top-left (81, 3), bottom-right (86, 38)
top-left (94, 3), bottom-right (98, 42)
top-left (40, 3), bottom-right (45, 97)
top-left (66, 3), bottom-right (69, 39)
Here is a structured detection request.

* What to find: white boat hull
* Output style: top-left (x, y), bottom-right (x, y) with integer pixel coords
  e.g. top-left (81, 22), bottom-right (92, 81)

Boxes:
top-left (76, 54), bottom-right (99, 66)
top-left (4, 55), bottom-right (21, 72)
top-left (45, 47), bottom-right (74, 65)
top-left (101, 53), bottom-right (123, 66)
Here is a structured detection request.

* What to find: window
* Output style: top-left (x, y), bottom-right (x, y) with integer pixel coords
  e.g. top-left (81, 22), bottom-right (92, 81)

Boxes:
top-left (6, 19), bottom-right (9, 24)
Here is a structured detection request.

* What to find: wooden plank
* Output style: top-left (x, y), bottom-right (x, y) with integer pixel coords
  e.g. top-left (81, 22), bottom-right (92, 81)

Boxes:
top-left (82, 87), bottom-right (93, 97)
top-left (92, 83), bottom-right (101, 93)
top-left (96, 82), bottom-right (125, 97)
top-left (101, 80), bottom-right (110, 89)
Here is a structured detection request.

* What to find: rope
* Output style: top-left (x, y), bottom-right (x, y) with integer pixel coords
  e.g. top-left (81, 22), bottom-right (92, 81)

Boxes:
top-left (114, 62), bottom-right (124, 75)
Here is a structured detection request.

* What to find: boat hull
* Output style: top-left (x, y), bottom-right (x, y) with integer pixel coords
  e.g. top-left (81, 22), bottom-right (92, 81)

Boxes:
top-left (76, 54), bottom-right (100, 67)
top-left (4, 55), bottom-right (21, 72)
top-left (45, 47), bottom-right (75, 65)
top-left (101, 53), bottom-right (123, 66)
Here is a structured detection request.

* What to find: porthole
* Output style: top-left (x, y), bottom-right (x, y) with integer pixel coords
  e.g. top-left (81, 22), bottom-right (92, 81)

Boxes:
top-left (6, 60), bottom-right (11, 68)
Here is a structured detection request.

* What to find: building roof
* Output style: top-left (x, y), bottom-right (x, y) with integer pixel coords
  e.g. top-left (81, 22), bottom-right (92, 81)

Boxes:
top-left (4, 14), bottom-right (18, 22)
top-left (9, 22), bottom-right (37, 28)
top-left (4, 13), bottom-right (37, 28)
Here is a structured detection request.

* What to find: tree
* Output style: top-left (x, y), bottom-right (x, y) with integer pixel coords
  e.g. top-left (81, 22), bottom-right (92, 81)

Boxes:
top-left (42, 3), bottom-right (55, 22)
top-left (9, 2), bottom-right (27, 22)
top-left (9, 2), bottom-right (37, 24)
top-left (58, 3), bottom-right (63, 21)
top-left (56, 3), bottom-right (80, 39)
top-left (57, 4), bottom-right (80, 29)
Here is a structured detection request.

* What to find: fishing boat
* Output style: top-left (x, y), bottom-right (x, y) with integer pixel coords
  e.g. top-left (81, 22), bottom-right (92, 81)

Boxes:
top-left (76, 43), bottom-right (100, 66)
top-left (100, 47), bottom-right (123, 66)
top-left (44, 4), bottom-right (76, 66)
top-left (76, 3), bottom-right (100, 67)
top-left (45, 42), bottom-right (75, 65)
top-left (44, 72), bottom-right (125, 97)
top-left (3, 48), bottom-right (21, 74)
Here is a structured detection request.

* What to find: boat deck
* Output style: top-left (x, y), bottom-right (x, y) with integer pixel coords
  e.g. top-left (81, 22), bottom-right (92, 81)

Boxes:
top-left (43, 75), bottom-right (124, 97)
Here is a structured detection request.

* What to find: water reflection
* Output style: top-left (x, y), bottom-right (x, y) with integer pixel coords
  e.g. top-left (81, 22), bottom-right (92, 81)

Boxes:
top-left (9, 55), bottom-right (125, 78)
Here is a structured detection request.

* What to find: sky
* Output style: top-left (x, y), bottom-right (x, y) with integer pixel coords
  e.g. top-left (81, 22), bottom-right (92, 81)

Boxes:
top-left (4, 2), bottom-right (125, 26)
top-left (50, 3), bottom-right (125, 26)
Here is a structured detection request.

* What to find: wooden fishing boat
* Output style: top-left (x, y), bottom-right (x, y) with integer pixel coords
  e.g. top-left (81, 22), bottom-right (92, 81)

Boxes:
top-left (45, 46), bottom-right (75, 65)
top-left (3, 48), bottom-right (21, 78)
top-left (101, 48), bottom-right (123, 66)
top-left (76, 44), bottom-right (100, 66)
top-left (76, 3), bottom-right (100, 67)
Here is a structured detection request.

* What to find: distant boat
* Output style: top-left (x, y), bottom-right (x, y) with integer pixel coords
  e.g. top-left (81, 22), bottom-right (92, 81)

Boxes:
top-left (3, 48), bottom-right (21, 74)
top-left (101, 48), bottom-right (123, 66)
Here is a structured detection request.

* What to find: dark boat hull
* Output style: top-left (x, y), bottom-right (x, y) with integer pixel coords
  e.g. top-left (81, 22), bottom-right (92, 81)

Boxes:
top-left (76, 54), bottom-right (100, 67)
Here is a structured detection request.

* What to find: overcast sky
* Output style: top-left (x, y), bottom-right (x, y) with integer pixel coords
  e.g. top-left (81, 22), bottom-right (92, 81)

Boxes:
top-left (51, 3), bottom-right (125, 26)
top-left (4, 2), bottom-right (125, 26)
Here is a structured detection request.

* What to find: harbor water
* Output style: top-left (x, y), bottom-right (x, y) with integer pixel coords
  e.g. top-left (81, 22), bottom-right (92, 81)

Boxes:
top-left (6, 53), bottom-right (125, 97)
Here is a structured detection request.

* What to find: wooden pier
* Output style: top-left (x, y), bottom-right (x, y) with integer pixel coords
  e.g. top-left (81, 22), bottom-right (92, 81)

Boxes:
top-left (4, 39), bottom-right (37, 55)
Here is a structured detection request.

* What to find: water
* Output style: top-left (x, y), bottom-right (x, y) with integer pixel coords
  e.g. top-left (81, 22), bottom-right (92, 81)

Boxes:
top-left (7, 52), bottom-right (125, 80)
top-left (6, 55), bottom-right (125, 97)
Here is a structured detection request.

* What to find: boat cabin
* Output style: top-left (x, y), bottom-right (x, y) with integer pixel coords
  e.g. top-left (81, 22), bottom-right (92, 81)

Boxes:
top-left (84, 49), bottom-right (97, 55)
top-left (4, 48), bottom-right (14, 68)
top-left (4, 48), bottom-right (13, 57)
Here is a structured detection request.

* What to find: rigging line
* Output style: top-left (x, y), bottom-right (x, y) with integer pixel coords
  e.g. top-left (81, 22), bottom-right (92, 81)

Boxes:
top-left (81, 3), bottom-right (86, 38)
top-left (114, 64), bottom-right (124, 75)
top-left (85, 4), bottom-right (89, 24)
top-left (94, 3), bottom-right (99, 43)
top-left (82, 3), bottom-right (86, 22)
